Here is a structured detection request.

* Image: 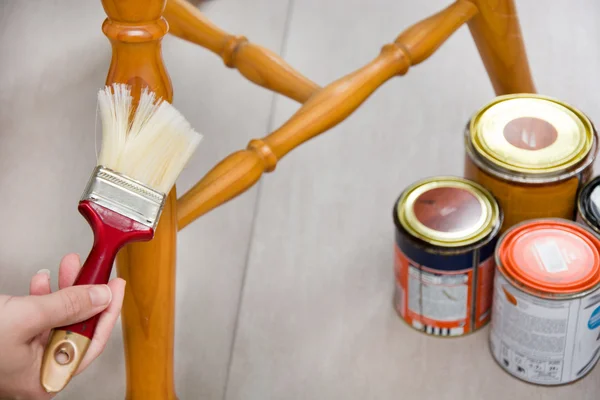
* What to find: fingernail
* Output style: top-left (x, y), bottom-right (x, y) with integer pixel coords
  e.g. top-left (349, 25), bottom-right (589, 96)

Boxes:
top-left (37, 269), bottom-right (51, 277)
top-left (88, 285), bottom-right (112, 307)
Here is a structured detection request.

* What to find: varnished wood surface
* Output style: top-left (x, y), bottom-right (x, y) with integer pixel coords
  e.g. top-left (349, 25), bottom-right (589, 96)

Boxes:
top-left (164, 0), bottom-right (319, 103)
top-left (1, 0), bottom-right (600, 399)
top-left (467, 0), bottom-right (536, 94)
top-left (101, 0), bottom-right (177, 399)
top-left (176, 0), bottom-right (478, 229)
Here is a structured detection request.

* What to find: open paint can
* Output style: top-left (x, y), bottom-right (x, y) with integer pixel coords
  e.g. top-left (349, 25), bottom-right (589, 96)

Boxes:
top-left (491, 219), bottom-right (600, 385)
top-left (464, 94), bottom-right (597, 233)
top-left (393, 176), bottom-right (502, 337)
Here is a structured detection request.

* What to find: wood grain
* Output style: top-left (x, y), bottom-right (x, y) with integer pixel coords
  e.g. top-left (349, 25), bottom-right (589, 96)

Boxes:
top-left (176, 0), bottom-right (478, 229)
top-left (467, 0), bottom-right (536, 94)
top-left (164, 0), bottom-right (319, 103)
top-left (101, 0), bottom-right (178, 399)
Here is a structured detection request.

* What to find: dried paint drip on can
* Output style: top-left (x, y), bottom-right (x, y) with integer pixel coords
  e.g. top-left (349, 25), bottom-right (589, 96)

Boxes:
top-left (464, 94), bottom-right (598, 233)
top-left (393, 176), bottom-right (502, 337)
top-left (577, 176), bottom-right (600, 236)
top-left (491, 219), bottom-right (600, 385)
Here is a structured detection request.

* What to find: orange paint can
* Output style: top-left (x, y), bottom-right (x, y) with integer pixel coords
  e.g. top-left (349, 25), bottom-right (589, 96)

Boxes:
top-left (464, 94), bottom-right (598, 233)
top-left (491, 219), bottom-right (600, 385)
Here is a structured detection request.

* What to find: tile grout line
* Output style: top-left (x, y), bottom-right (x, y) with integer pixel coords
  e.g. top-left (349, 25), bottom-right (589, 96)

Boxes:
top-left (221, 0), bottom-right (297, 398)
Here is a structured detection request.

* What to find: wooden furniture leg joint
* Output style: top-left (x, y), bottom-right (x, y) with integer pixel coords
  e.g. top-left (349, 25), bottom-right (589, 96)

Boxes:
top-left (379, 44), bottom-right (411, 74)
top-left (222, 35), bottom-right (249, 68)
top-left (248, 139), bottom-right (278, 172)
top-left (164, 0), bottom-right (319, 103)
top-left (102, 18), bottom-right (169, 43)
top-left (176, 0), bottom-right (481, 230)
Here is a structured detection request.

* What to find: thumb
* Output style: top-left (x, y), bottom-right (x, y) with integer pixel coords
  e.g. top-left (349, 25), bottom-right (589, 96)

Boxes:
top-left (18, 284), bottom-right (112, 337)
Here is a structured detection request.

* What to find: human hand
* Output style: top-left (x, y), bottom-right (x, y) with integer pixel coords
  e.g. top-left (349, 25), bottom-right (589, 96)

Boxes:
top-left (0, 254), bottom-right (125, 400)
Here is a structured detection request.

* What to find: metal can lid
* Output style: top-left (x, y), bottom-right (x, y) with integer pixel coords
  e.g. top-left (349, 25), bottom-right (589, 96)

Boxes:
top-left (396, 176), bottom-right (500, 247)
top-left (470, 94), bottom-right (594, 174)
top-left (498, 219), bottom-right (600, 294)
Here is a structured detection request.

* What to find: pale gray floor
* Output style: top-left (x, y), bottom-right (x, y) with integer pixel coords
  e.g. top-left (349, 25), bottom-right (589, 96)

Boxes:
top-left (0, 0), bottom-right (599, 399)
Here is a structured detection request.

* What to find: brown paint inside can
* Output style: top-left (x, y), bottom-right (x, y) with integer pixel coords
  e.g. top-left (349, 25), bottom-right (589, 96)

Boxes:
top-left (413, 187), bottom-right (482, 233)
top-left (502, 117), bottom-right (558, 150)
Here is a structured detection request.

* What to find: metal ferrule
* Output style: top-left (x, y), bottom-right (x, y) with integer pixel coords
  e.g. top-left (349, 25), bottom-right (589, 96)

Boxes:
top-left (80, 166), bottom-right (166, 230)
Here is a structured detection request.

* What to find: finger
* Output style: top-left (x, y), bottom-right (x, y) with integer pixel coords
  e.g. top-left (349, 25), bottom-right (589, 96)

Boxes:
top-left (29, 269), bottom-right (53, 344)
top-left (75, 278), bottom-right (126, 374)
top-left (59, 253), bottom-right (82, 290)
top-left (29, 269), bottom-right (52, 297)
top-left (14, 284), bottom-right (113, 339)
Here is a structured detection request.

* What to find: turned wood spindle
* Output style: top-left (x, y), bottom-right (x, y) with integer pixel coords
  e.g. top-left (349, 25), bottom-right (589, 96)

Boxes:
top-left (177, 0), bottom-right (479, 229)
top-left (101, 0), bottom-right (178, 399)
top-left (467, 0), bottom-right (535, 94)
top-left (164, 0), bottom-right (319, 103)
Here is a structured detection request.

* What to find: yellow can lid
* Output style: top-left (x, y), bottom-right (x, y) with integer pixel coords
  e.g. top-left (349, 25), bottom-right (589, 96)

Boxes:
top-left (470, 94), bottom-right (593, 174)
top-left (396, 176), bottom-right (500, 247)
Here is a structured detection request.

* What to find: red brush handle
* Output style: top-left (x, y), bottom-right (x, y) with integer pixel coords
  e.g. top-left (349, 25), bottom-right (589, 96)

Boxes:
top-left (56, 200), bottom-right (154, 339)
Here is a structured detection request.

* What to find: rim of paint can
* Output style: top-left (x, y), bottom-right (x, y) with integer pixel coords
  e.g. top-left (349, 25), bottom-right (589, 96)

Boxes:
top-left (395, 176), bottom-right (500, 247)
top-left (469, 94), bottom-right (594, 175)
top-left (497, 219), bottom-right (600, 295)
top-left (578, 176), bottom-right (600, 234)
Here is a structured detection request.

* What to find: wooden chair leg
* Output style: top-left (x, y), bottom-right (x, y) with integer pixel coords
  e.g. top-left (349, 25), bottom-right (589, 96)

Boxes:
top-left (101, 1), bottom-right (177, 399)
top-left (176, 0), bottom-right (479, 228)
top-left (467, 0), bottom-right (536, 94)
top-left (164, 0), bottom-right (319, 103)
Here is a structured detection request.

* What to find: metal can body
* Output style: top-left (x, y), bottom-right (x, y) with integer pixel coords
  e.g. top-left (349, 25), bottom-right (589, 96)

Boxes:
top-left (491, 219), bottom-right (600, 385)
top-left (393, 176), bottom-right (502, 337)
top-left (464, 94), bottom-right (597, 234)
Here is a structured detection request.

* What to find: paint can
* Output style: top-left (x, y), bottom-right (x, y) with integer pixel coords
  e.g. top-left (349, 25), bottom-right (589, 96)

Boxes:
top-left (393, 176), bottom-right (502, 337)
top-left (490, 219), bottom-right (600, 385)
top-left (577, 176), bottom-right (600, 236)
top-left (464, 94), bottom-right (598, 233)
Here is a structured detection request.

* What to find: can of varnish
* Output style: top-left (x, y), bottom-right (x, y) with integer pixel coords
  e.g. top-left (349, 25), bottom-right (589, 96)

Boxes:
top-left (491, 219), bottom-right (600, 385)
top-left (464, 94), bottom-right (598, 234)
top-left (393, 176), bottom-right (502, 337)
top-left (577, 176), bottom-right (600, 236)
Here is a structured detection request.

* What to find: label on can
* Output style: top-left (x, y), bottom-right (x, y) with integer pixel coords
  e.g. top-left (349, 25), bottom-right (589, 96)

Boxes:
top-left (490, 273), bottom-right (600, 384)
top-left (394, 246), bottom-right (494, 336)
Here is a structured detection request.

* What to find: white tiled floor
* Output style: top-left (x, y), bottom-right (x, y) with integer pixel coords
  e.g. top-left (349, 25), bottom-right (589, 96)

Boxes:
top-left (1, 0), bottom-right (599, 399)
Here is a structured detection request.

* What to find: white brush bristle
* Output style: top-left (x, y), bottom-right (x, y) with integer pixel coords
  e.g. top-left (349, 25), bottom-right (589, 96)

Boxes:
top-left (97, 83), bottom-right (202, 194)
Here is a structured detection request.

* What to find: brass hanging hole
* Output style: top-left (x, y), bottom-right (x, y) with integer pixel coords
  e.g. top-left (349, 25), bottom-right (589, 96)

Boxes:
top-left (54, 342), bottom-right (75, 365)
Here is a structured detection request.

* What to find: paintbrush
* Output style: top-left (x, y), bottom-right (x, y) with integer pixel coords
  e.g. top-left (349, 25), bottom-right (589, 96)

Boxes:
top-left (39, 83), bottom-right (202, 393)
